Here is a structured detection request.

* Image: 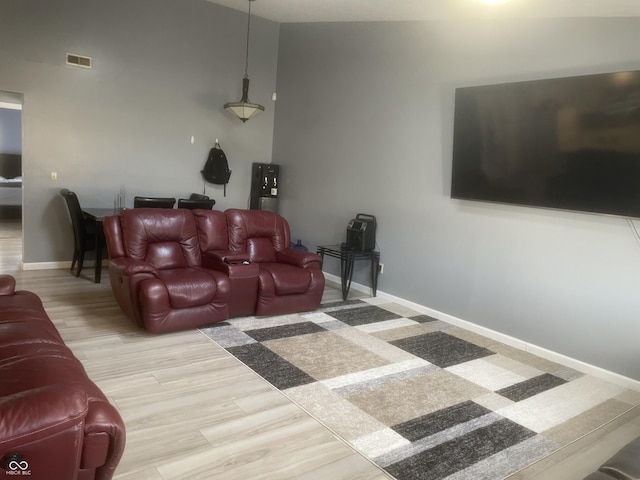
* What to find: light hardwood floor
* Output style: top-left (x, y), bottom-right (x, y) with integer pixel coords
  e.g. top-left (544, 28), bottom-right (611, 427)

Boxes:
top-left (1, 219), bottom-right (639, 480)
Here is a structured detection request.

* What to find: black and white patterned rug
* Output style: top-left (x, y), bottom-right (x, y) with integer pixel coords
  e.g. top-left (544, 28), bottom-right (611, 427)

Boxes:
top-left (201, 297), bottom-right (640, 480)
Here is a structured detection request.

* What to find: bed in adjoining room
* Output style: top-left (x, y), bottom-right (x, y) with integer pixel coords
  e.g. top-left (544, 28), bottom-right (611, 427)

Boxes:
top-left (0, 153), bottom-right (22, 219)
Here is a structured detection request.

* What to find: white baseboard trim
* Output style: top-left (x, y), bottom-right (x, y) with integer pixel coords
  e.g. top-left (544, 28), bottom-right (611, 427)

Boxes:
top-left (21, 260), bottom-right (107, 271)
top-left (324, 272), bottom-right (640, 391)
top-left (21, 261), bottom-right (70, 270)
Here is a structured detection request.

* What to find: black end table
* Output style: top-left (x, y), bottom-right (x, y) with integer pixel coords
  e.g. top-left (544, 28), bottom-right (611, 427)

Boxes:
top-left (317, 244), bottom-right (380, 301)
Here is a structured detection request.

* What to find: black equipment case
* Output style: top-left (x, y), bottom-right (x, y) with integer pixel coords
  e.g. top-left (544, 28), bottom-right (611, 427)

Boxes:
top-left (345, 213), bottom-right (376, 251)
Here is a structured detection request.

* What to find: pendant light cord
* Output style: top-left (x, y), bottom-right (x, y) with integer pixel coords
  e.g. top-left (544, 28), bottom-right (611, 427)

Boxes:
top-left (244, 0), bottom-right (252, 79)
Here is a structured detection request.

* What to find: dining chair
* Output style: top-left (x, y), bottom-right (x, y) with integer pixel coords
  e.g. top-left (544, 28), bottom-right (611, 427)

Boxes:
top-left (177, 198), bottom-right (216, 210)
top-left (189, 193), bottom-right (210, 200)
top-left (60, 188), bottom-right (102, 278)
top-left (133, 196), bottom-right (176, 208)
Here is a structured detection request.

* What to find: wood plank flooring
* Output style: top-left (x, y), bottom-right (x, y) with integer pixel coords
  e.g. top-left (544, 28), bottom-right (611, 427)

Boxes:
top-left (1, 219), bottom-right (638, 480)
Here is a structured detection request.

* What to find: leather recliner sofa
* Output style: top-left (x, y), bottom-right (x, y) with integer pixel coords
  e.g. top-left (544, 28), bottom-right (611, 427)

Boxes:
top-left (0, 275), bottom-right (125, 480)
top-left (103, 208), bottom-right (325, 333)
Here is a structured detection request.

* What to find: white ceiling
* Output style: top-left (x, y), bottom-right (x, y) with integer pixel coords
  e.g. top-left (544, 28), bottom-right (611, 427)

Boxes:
top-left (205, 0), bottom-right (640, 23)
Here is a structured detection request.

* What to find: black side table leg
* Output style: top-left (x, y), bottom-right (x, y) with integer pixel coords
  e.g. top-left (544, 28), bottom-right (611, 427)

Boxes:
top-left (371, 255), bottom-right (379, 297)
top-left (340, 253), bottom-right (348, 300)
top-left (343, 254), bottom-right (355, 301)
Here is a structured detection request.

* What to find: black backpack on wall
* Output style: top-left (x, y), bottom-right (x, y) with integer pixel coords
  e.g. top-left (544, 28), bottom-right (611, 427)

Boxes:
top-left (201, 140), bottom-right (231, 195)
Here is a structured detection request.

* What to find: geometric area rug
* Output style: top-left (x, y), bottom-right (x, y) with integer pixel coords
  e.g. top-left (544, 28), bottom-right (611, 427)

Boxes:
top-left (200, 297), bottom-right (640, 480)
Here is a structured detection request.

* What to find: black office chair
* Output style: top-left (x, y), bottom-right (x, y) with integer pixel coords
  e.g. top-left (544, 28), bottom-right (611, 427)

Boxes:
top-left (60, 189), bottom-right (102, 277)
top-left (133, 196), bottom-right (176, 208)
top-left (189, 193), bottom-right (210, 200)
top-left (177, 198), bottom-right (216, 210)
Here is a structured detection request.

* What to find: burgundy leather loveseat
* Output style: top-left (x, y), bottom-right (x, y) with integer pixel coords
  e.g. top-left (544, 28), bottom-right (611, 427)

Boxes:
top-left (103, 208), bottom-right (325, 333)
top-left (0, 275), bottom-right (125, 480)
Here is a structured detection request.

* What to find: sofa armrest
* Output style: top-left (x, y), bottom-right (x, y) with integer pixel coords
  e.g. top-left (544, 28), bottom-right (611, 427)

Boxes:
top-left (81, 400), bottom-right (126, 473)
top-left (0, 274), bottom-right (16, 296)
top-left (0, 385), bottom-right (87, 447)
top-left (0, 386), bottom-right (120, 480)
top-left (276, 248), bottom-right (323, 269)
top-left (109, 257), bottom-right (159, 278)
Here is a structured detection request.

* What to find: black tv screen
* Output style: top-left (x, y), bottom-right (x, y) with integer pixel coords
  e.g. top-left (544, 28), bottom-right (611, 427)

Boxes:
top-left (451, 70), bottom-right (640, 218)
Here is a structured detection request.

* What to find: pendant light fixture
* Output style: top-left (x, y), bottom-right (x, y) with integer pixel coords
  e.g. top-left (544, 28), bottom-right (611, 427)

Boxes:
top-left (224, 0), bottom-right (264, 122)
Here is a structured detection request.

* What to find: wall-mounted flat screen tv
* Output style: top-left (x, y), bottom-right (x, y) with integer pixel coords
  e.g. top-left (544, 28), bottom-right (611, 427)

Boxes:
top-left (451, 70), bottom-right (640, 218)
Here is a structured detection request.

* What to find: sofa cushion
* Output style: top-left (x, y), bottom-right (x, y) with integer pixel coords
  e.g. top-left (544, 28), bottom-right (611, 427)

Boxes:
top-left (0, 319), bottom-right (67, 355)
top-left (156, 268), bottom-right (219, 309)
top-left (0, 291), bottom-right (67, 349)
top-left (260, 263), bottom-right (312, 296)
top-left (0, 352), bottom-right (89, 400)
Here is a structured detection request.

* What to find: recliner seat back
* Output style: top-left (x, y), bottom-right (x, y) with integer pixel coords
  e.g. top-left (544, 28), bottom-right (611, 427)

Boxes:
top-left (225, 209), bottom-right (290, 262)
top-left (192, 210), bottom-right (228, 254)
top-left (119, 209), bottom-right (202, 269)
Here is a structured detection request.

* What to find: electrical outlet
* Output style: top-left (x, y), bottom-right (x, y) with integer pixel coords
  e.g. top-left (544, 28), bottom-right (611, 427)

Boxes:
top-left (378, 263), bottom-right (384, 274)
top-left (50, 171), bottom-right (58, 181)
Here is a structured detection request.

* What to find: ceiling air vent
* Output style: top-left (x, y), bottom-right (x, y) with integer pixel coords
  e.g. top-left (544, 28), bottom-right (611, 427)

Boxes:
top-left (66, 53), bottom-right (92, 68)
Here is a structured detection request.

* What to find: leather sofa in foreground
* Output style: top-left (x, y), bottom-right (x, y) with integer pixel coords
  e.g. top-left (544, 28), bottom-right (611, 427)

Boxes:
top-left (0, 275), bottom-right (125, 480)
top-left (583, 436), bottom-right (640, 480)
top-left (103, 208), bottom-right (325, 333)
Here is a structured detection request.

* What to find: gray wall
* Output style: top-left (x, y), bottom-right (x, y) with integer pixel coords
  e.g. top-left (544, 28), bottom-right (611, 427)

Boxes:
top-left (273, 19), bottom-right (640, 380)
top-left (0, 108), bottom-right (22, 154)
top-left (0, 0), bottom-right (279, 262)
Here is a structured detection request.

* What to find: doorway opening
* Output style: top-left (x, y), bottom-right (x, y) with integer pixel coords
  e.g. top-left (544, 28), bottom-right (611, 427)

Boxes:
top-left (0, 92), bottom-right (24, 271)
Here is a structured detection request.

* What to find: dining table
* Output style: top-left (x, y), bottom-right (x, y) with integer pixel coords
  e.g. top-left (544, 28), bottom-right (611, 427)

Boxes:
top-left (82, 207), bottom-right (119, 283)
